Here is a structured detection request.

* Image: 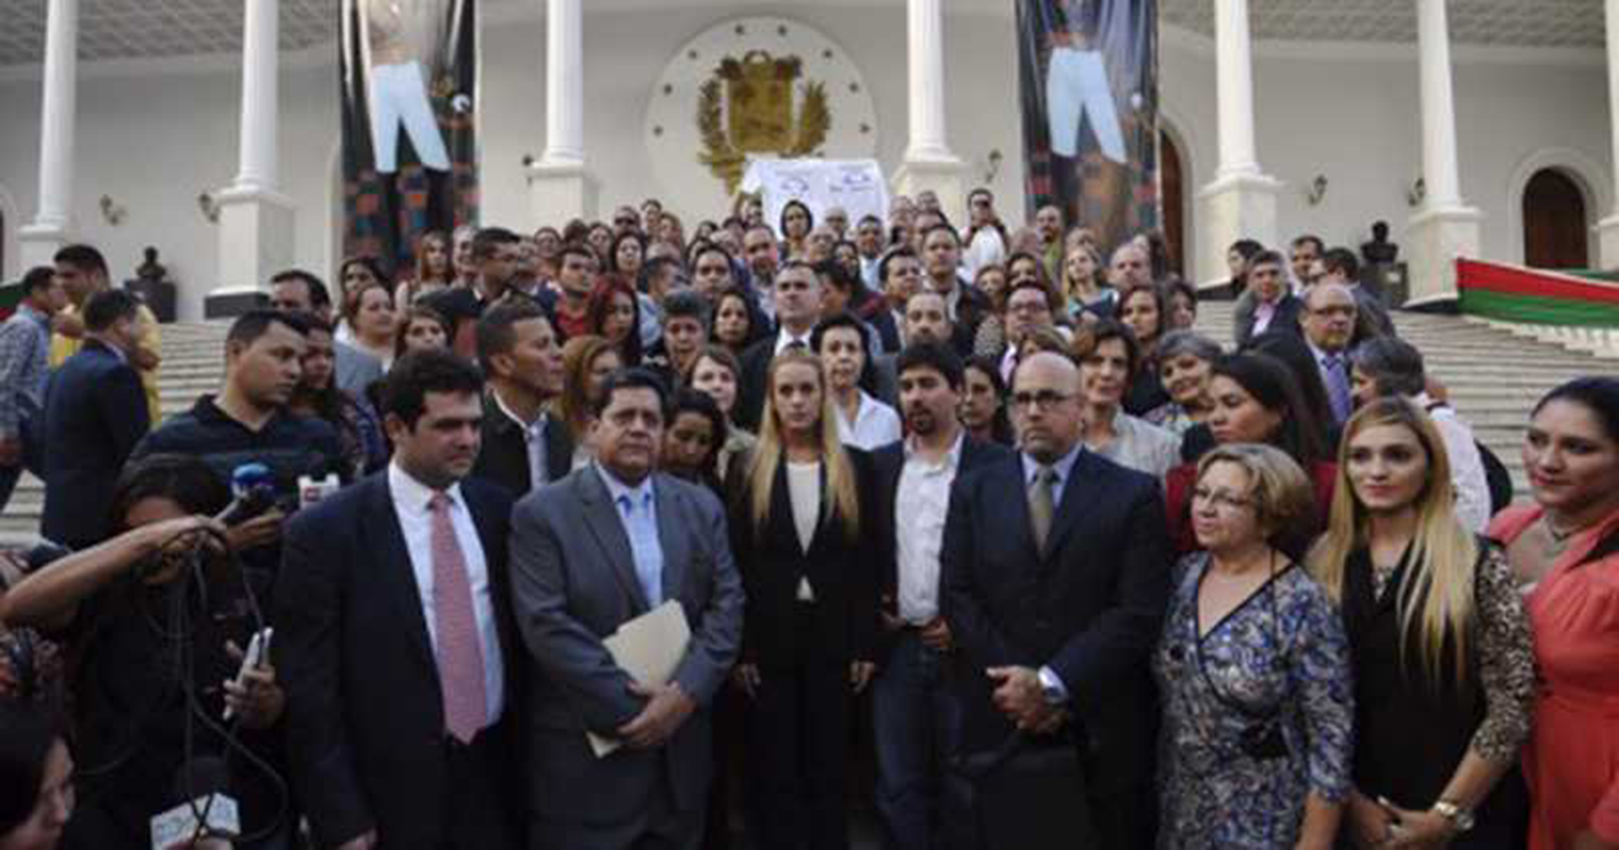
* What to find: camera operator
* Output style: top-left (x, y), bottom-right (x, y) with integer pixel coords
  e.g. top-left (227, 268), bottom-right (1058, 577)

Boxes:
top-left (0, 455), bottom-right (289, 850)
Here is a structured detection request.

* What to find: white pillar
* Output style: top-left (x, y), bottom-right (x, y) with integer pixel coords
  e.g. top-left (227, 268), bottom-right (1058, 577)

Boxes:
top-left (894, 0), bottom-right (968, 224)
top-left (529, 0), bottom-right (598, 226)
top-left (207, 0), bottom-right (296, 319)
top-left (18, 0), bottom-right (79, 268)
top-left (1406, 0), bottom-right (1481, 306)
top-left (1596, 0), bottom-right (1619, 268)
top-left (1196, 0), bottom-right (1280, 287)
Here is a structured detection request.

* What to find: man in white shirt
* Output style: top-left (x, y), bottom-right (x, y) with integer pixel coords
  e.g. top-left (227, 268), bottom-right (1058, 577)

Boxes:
top-left (869, 342), bottom-right (1012, 850)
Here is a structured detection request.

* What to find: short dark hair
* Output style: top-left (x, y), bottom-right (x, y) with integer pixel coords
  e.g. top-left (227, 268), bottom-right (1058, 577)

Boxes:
top-left (83, 288), bottom-right (140, 331)
top-left (896, 341), bottom-right (964, 390)
top-left (811, 312), bottom-right (867, 354)
top-left (54, 243), bottom-right (108, 277)
top-left (661, 289), bottom-right (711, 329)
top-left (20, 266), bottom-right (55, 298)
top-left (110, 453), bottom-right (231, 530)
top-left (1073, 317), bottom-right (1142, 380)
top-left (1291, 234), bottom-right (1325, 255)
top-left (814, 259), bottom-right (858, 294)
top-left (857, 214), bottom-right (883, 229)
top-left (476, 298), bottom-right (553, 375)
top-left (270, 269), bottom-right (333, 309)
top-left (226, 309), bottom-right (310, 348)
top-left (878, 245), bottom-right (919, 284)
top-left (920, 223), bottom-right (961, 247)
top-left (593, 366), bottom-right (669, 419)
top-left (473, 227), bottom-right (522, 261)
top-left (1351, 335), bottom-right (1426, 397)
top-left (1249, 249), bottom-right (1287, 272)
top-left (559, 243), bottom-right (598, 266)
top-left (1321, 247), bottom-right (1360, 280)
top-left (380, 348), bottom-right (485, 429)
top-left (968, 187), bottom-right (994, 205)
top-left (642, 255), bottom-right (683, 288)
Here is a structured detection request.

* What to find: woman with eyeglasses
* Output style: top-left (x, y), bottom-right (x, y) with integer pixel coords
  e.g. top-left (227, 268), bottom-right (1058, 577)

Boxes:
top-left (1490, 378), bottom-right (1619, 850)
top-left (1310, 397), bottom-right (1534, 848)
top-left (1154, 443), bottom-right (1352, 850)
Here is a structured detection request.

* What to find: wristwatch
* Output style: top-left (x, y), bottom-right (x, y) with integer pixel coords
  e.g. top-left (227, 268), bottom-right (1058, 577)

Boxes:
top-left (1431, 800), bottom-right (1476, 833)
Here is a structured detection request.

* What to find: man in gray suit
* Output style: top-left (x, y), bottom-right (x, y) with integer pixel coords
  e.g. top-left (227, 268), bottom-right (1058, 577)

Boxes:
top-left (269, 269), bottom-right (384, 396)
top-left (509, 367), bottom-right (744, 850)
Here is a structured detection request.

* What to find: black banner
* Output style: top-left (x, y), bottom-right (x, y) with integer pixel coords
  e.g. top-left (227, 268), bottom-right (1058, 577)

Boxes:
top-left (1017, 0), bottom-right (1159, 253)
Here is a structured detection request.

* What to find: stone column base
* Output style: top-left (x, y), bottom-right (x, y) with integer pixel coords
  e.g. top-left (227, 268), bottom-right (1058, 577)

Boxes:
top-left (17, 222), bottom-right (71, 269)
top-left (527, 159), bottom-right (599, 228)
top-left (893, 156), bottom-right (971, 226)
top-left (1196, 171), bottom-right (1281, 286)
top-left (1597, 214), bottom-right (1619, 271)
top-left (1404, 204), bottom-right (1482, 309)
top-left (207, 186), bottom-right (296, 320)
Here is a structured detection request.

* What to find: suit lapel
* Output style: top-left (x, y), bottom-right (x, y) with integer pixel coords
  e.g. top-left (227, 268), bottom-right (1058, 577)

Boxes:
top-left (653, 474), bottom-right (689, 606)
top-left (1042, 451), bottom-right (1104, 562)
top-left (989, 459), bottom-right (1043, 568)
top-left (368, 477), bottom-right (437, 672)
top-left (577, 468), bottom-right (651, 614)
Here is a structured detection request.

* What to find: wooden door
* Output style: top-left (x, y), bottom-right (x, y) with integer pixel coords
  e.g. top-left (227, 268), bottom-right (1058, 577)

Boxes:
top-left (1523, 168), bottom-right (1589, 269)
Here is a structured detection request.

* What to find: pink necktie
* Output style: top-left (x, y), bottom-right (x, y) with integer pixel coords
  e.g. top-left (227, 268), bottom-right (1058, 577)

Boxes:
top-left (429, 492), bottom-right (488, 743)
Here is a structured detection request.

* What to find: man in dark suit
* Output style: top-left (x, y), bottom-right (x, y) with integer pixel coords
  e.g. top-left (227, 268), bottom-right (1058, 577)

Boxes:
top-left (509, 367), bottom-right (744, 850)
top-left (1318, 246), bottom-right (1397, 342)
top-left (40, 288), bottom-right (150, 549)
top-left (869, 342), bottom-right (1012, 850)
top-left (737, 261), bottom-right (822, 430)
top-left (277, 350), bottom-right (523, 850)
top-left (472, 299), bottom-right (573, 495)
top-left (941, 352), bottom-right (1172, 848)
top-left (1232, 250), bottom-right (1303, 348)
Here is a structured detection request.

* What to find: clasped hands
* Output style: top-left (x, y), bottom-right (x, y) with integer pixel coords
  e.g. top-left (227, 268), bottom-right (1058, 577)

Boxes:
top-left (986, 665), bottom-right (1067, 736)
top-left (618, 680), bottom-right (697, 750)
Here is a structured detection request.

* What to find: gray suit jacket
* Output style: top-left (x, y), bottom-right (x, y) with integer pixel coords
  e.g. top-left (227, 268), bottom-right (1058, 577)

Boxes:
top-left (335, 342), bottom-right (384, 397)
top-left (508, 465), bottom-right (744, 828)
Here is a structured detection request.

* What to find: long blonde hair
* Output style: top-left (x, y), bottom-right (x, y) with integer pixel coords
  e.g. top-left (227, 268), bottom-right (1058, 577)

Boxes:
top-left (745, 351), bottom-right (861, 541)
top-left (1307, 396), bottom-right (1478, 684)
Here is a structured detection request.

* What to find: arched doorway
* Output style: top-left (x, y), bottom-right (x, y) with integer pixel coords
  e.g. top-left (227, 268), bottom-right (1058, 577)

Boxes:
top-left (1160, 127), bottom-right (1184, 276)
top-left (1522, 168), bottom-right (1589, 269)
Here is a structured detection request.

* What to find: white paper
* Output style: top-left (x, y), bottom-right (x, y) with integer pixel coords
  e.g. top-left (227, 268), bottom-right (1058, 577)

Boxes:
top-left (589, 600), bottom-right (692, 758)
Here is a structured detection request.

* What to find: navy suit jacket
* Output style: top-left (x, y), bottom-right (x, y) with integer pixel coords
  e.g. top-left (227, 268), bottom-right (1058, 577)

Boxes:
top-left (276, 473), bottom-right (522, 849)
top-left (940, 448), bottom-right (1172, 794)
top-left (40, 340), bottom-right (150, 548)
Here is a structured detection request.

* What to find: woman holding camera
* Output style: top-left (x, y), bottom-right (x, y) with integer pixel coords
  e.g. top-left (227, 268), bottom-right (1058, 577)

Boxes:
top-left (1153, 443), bottom-right (1353, 849)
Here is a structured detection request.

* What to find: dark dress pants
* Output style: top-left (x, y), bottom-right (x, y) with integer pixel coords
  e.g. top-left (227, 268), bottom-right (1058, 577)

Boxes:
top-left (745, 658), bottom-right (852, 850)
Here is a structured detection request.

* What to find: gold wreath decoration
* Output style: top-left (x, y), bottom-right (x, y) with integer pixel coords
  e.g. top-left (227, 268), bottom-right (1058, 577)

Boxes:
top-left (697, 78), bottom-right (832, 194)
top-left (788, 82), bottom-right (831, 157)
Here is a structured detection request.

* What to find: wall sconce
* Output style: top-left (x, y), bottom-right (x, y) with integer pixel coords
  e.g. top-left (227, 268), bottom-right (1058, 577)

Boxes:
top-left (982, 149), bottom-right (1003, 185)
top-left (1305, 175), bottom-right (1328, 206)
top-left (197, 191), bottom-right (221, 224)
top-left (99, 195), bottom-right (126, 226)
top-left (521, 153), bottom-right (536, 168)
top-left (1406, 177), bottom-right (1426, 208)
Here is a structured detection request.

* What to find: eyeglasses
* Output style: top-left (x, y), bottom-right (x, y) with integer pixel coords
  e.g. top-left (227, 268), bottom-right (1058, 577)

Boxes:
top-left (1010, 390), bottom-right (1073, 411)
top-left (1191, 487), bottom-right (1256, 512)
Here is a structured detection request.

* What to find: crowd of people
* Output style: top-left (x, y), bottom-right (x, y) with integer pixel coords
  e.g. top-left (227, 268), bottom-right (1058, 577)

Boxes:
top-left (0, 188), bottom-right (1616, 850)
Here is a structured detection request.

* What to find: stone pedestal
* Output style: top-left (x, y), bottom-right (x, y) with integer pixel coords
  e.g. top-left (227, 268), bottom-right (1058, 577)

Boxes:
top-left (1404, 204), bottom-right (1482, 310)
top-left (1196, 171), bottom-right (1280, 286)
top-left (1598, 214), bottom-right (1619, 270)
top-left (893, 156), bottom-right (970, 227)
top-left (527, 160), bottom-right (599, 229)
top-left (205, 186), bottom-right (295, 319)
top-left (17, 224), bottom-right (70, 269)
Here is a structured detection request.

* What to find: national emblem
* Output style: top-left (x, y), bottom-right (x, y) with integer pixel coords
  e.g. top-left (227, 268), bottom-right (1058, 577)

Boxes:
top-left (698, 50), bottom-right (831, 193)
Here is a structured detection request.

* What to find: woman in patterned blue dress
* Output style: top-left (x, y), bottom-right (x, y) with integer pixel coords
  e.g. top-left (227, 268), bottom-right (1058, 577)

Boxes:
top-left (1153, 443), bottom-right (1355, 849)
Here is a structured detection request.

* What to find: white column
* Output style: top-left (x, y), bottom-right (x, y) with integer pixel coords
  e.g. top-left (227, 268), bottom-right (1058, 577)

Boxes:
top-left (528, 0), bottom-right (598, 225)
top-left (1405, 0), bottom-right (1481, 305)
top-left (1196, 0), bottom-right (1280, 287)
top-left (18, 0), bottom-right (79, 268)
top-left (1596, 0), bottom-right (1619, 267)
top-left (207, 0), bottom-right (296, 319)
top-left (894, 0), bottom-right (968, 223)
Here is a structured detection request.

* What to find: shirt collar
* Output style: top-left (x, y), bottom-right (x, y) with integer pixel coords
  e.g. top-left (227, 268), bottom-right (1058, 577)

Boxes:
top-left (490, 387), bottom-right (546, 435)
top-left (389, 460), bottom-right (464, 514)
top-left (905, 430), bottom-right (964, 469)
top-left (594, 461), bottom-right (654, 508)
top-left (1307, 339), bottom-right (1344, 364)
top-left (774, 329), bottom-right (814, 356)
top-left (1021, 442), bottom-right (1083, 488)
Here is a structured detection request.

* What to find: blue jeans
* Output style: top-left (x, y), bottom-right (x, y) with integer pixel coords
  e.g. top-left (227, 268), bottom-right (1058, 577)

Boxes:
top-left (872, 629), bottom-right (962, 850)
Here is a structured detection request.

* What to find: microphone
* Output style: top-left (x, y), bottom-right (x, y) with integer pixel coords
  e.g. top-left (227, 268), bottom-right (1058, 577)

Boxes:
top-left (216, 463), bottom-right (277, 527)
top-left (150, 757), bottom-right (240, 849)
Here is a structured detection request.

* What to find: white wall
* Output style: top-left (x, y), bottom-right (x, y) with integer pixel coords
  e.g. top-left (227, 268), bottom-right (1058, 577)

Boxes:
top-left (0, 8), bottom-right (1611, 317)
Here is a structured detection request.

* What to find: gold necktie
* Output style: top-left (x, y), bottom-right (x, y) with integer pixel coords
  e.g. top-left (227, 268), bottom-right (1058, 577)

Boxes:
top-left (1029, 465), bottom-right (1055, 553)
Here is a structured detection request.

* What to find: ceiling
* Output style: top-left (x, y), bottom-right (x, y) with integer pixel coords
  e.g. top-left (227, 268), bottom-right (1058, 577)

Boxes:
top-left (0, 0), bottom-right (1607, 69)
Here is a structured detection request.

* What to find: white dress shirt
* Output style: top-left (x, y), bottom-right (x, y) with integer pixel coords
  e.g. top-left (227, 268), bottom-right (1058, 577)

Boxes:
top-left (388, 462), bottom-right (505, 725)
top-left (1416, 393), bottom-right (1493, 534)
top-left (835, 390), bottom-right (902, 451)
top-left (492, 388), bottom-right (551, 492)
top-left (895, 433), bottom-right (964, 624)
top-left (787, 461), bottom-right (822, 601)
top-left (773, 328), bottom-right (815, 358)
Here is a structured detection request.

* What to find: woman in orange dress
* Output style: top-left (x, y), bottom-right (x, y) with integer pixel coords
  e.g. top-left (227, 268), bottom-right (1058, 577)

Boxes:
top-left (1491, 377), bottom-right (1619, 850)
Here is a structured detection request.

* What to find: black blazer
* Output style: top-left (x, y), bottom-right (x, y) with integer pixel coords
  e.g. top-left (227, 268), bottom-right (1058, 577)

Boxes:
top-left (940, 449), bottom-right (1172, 794)
top-left (41, 340), bottom-right (150, 548)
top-left (471, 391), bottom-right (574, 496)
top-left (729, 448), bottom-right (880, 667)
top-left (1234, 291), bottom-right (1304, 349)
top-left (868, 435), bottom-right (1013, 662)
top-left (735, 333), bottom-right (788, 432)
top-left (276, 473), bottom-right (522, 849)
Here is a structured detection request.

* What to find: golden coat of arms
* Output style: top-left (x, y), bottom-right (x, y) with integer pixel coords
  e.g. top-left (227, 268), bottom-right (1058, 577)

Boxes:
top-left (698, 50), bottom-right (831, 194)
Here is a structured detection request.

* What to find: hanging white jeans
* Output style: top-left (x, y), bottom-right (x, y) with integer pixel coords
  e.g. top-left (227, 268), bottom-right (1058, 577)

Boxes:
top-left (368, 60), bottom-right (451, 174)
top-left (1045, 46), bottom-right (1126, 163)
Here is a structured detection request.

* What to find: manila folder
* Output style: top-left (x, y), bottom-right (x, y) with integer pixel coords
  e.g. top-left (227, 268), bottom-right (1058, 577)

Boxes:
top-left (589, 600), bottom-right (692, 758)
